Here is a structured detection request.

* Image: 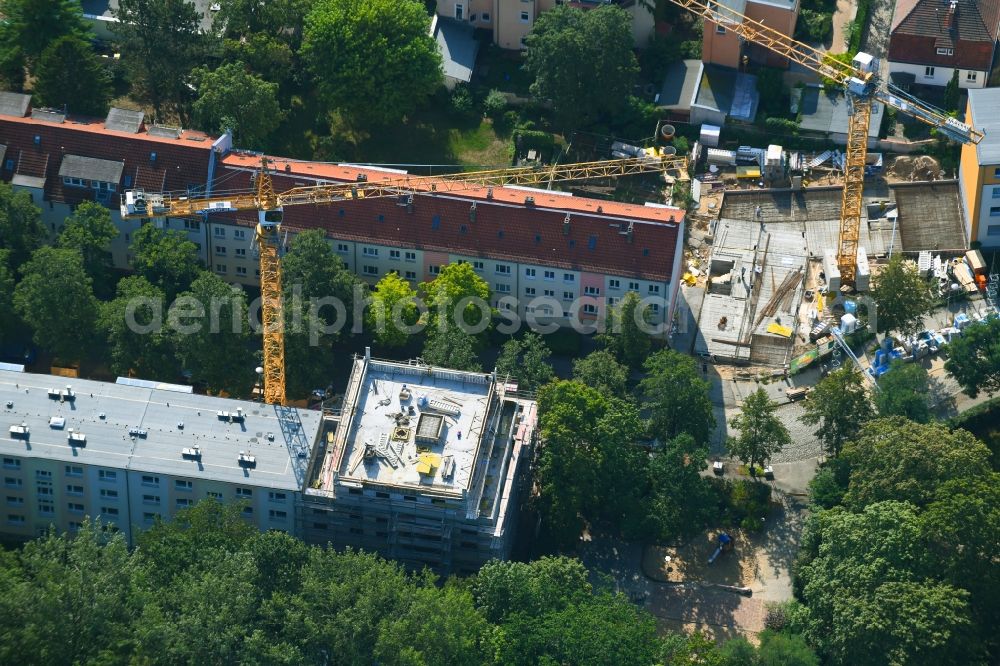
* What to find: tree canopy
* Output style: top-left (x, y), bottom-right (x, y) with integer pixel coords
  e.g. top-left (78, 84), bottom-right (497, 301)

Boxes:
top-left (0, 0), bottom-right (91, 70)
top-left (572, 349), bottom-right (630, 396)
top-left (302, 0), bottom-right (441, 127)
top-left (421, 325), bottom-right (483, 372)
top-left (640, 349), bottom-right (715, 444)
top-left (33, 35), bottom-right (112, 117)
top-left (0, 181), bottom-right (46, 272)
top-left (800, 367), bottom-right (874, 457)
top-left (366, 271), bottom-right (419, 349)
top-left (130, 223), bottom-right (202, 300)
top-left (603, 290), bottom-right (652, 367)
top-left (13, 247), bottom-right (98, 361)
top-left (58, 201), bottom-right (118, 297)
top-left (191, 62), bottom-right (284, 149)
top-left (874, 360), bottom-right (930, 423)
top-left (727, 388), bottom-right (790, 473)
top-left (423, 262), bottom-right (492, 334)
top-left (495, 332), bottom-right (554, 392)
top-left (870, 254), bottom-right (935, 335)
top-left (944, 317), bottom-right (1000, 398)
top-left (524, 5), bottom-right (639, 129)
top-left (99, 276), bottom-right (178, 381)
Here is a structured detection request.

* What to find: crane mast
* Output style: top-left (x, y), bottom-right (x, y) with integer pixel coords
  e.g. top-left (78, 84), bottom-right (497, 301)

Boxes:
top-left (666, 0), bottom-right (982, 286)
top-left (122, 155), bottom-right (689, 405)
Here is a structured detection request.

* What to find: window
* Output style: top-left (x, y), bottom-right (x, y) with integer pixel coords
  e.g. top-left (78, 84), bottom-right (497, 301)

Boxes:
top-left (175, 480), bottom-right (192, 491)
top-left (66, 484), bottom-right (83, 495)
top-left (584, 286), bottom-right (600, 296)
top-left (544, 289), bottom-right (555, 297)
top-left (235, 248), bottom-right (246, 257)
top-left (69, 521), bottom-right (82, 530)
top-left (495, 263), bottom-right (511, 275)
top-left (2, 458), bottom-right (19, 470)
top-left (562, 291), bottom-right (573, 301)
top-left (651, 304), bottom-right (661, 314)
top-left (431, 215), bottom-right (440, 230)
top-left (455, 3), bottom-right (464, 20)
top-left (628, 281), bottom-right (639, 291)
top-left (389, 249), bottom-right (401, 260)
top-left (992, 187), bottom-right (1000, 199)
top-left (6, 496), bottom-right (23, 506)
top-left (215, 245), bottom-right (226, 256)
top-left (100, 489), bottom-right (118, 499)
top-left (994, 168), bottom-right (1000, 178)
top-left (495, 283), bottom-right (511, 293)
top-left (337, 243), bottom-right (349, 254)
top-left (924, 66), bottom-right (935, 78)
top-left (376, 491), bottom-right (390, 499)
top-left (176, 498), bottom-right (192, 508)
top-left (481, 11), bottom-right (490, 21)
top-left (404, 270), bottom-right (417, 280)
top-left (234, 229), bottom-right (246, 240)
top-left (990, 206), bottom-right (1000, 217)
top-left (184, 220), bottom-right (200, 231)
top-left (363, 247), bottom-right (378, 257)
top-left (269, 509), bottom-right (287, 519)
top-left (563, 273), bottom-right (575, 282)
top-left (520, 10), bottom-right (529, 21)
top-left (967, 71), bottom-right (977, 82)
top-left (142, 475), bottom-right (159, 487)
top-left (363, 265), bottom-right (379, 276)
top-left (142, 494), bottom-right (160, 505)
top-left (429, 265), bottom-right (440, 275)
top-left (8, 515), bottom-right (24, 525)
top-left (583, 304), bottom-right (598, 315)
top-left (608, 279), bottom-right (621, 290)
top-left (716, 24), bottom-right (726, 34)
top-left (405, 251), bottom-right (417, 262)
top-left (236, 487), bottom-right (253, 499)
top-left (215, 264), bottom-right (227, 274)
top-left (68, 502), bottom-right (84, 513)
top-left (4, 478), bottom-right (21, 488)
top-left (544, 270), bottom-right (555, 281)
top-left (65, 465), bottom-right (82, 477)
top-left (648, 285), bottom-right (661, 294)
top-left (99, 470), bottom-right (117, 482)
top-left (242, 506), bottom-right (253, 515)
top-left (37, 486), bottom-right (53, 496)
top-left (936, 47), bottom-right (954, 55)
top-left (62, 176), bottom-right (85, 187)
top-left (525, 287), bottom-right (536, 296)
top-left (101, 506), bottom-right (119, 516)
top-left (268, 491), bottom-right (287, 502)
top-left (525, 268), bottom-right (536, 279)
top-left (206, 491), bottom-right (223, 500)
top-left (236, 266), bottom-right (247, 276)
top-left (143, 512), bottom-right (157, 522)
top-left (988, 225), bottom-right (1000, 236)
top-left (36, 470), bottom-right (52, 480)
top-left (473, 260), bottom-right (484, 271)
top-left (469, 13), bottom-right (477, 21)
top-left (214, 227), bottom-right (225, 238)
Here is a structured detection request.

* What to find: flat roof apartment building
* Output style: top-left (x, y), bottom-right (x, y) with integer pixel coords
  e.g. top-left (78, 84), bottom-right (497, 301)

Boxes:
top-left (960, 88), bottom-right (1000, 247)
top-left (0, 91), bottom-right (686, 333)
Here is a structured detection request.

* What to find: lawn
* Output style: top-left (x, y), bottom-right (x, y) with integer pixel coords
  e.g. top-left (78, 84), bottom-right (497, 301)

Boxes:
top-left (357, 113), bottom-right (512, 170)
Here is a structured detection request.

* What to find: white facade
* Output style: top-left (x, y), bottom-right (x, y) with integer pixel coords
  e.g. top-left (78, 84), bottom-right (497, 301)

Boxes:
top-left (887, 61), bottom-right (988, 89)
top-left (974, 181), bottom-right (1000, 245)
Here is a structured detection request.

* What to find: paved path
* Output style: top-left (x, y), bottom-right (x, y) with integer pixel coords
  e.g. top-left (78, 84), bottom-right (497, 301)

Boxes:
top-left (830, 0), bottom-right (859, 55)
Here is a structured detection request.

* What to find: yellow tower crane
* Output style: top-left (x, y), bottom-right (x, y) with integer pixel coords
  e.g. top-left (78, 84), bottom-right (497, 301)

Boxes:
top-left (666, 0), bottom-right (982, 285)
top-left (121, 155), bottom-right (690, 405)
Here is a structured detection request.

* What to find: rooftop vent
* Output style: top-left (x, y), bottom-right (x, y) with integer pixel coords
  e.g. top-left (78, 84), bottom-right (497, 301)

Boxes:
top-left (49, 416), bottom-right (66, 429)
top-left (217, 408), bottom-right (245, 423)
top-left (469, 202), bottom-right (477, 222)
top-left (284, 164), bottom-right (291, 173)
top-left (525, 196), bottom-right (535, 207)
top-left (149, 151), bottom-right (157, 162)
top-left (486, 187), bottom-right (493, 200)
top-left (238, 451), bottom-right (257, 468)
top-left (9, 423), bottom-right (29, 439)
top-left (128, 428), bottom-right (148, 438)
top-left (181, 446), bottom-right (201, 460)
top-left (356, 173), bottom-right (367, 182)
top-left (67, 430), bottom-right (86, 446)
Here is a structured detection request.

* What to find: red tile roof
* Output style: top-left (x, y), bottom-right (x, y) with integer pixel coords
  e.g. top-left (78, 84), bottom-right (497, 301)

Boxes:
top-left (889, 0), bottom-right (1000, 70)
top-left (0, 101), bottom-right (683, 283)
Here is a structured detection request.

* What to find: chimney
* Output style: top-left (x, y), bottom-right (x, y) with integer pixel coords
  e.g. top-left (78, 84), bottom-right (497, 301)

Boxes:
top-left (486, 187), bottom-right (493, 200)
top-left (525, 196), bottom-right (535, 207)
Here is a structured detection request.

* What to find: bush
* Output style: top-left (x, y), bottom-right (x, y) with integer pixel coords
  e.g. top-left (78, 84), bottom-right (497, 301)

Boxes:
top-left (512, 128), bottom-right (556, 158)
top-left (450, 84), bottom-right (476, 119)
top-left (795, 8), bottom-right (833, 43)
top-left (680, 40), bottom-right (702, 59)
top-left (671, 136), bottom-right (690, 154)
top-left (765, 116), bottom-right (799, 134)
top-left (483, 88), bottom-right (507, 118)
top-left (848, 0), bottom-right (870, 52)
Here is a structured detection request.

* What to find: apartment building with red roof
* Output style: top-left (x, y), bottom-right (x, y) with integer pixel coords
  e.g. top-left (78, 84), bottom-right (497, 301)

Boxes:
top-left (0, 91), bottom-right (685, 331)
top-left (887, 0), bottom-right (1000, 89)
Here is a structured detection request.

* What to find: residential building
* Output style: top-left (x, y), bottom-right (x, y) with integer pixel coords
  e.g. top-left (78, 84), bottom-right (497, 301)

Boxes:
top-left (797, 87), bottom-right (884, 147)
top-left (432, 15), bottom-right (481, 90)
top-left (959, 88), bottom-right (1000, 246)
top-left (300, 353), bottom-right (536, 575)
top-left (81, 0), bottom-right (216, 41)
top-left (0, 367), bottom-right (321, 544)
top-left (701, 0), bottom-right (800, 69)
top-left (887, 0), bottom-right (1000, 89)
top-left (435, 0), bottom-right (654, 50)
top-left (0, 91), bottom-right (686, 332)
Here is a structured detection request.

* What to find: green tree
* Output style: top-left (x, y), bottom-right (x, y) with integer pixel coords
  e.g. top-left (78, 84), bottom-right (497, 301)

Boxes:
top-left (495, 332), bottom-right (554, 391)
top-left (0, 250), bottom-right (15, 341)
top-left (572, 349), bottom-right (629, 396)
top-left (423, 262), bottom-right (492, 334)
top-left (604, 290), bottom-right (652, 367)
top-left (535, 381), bottom-right (645, 548)
top-left (870, 254), bottom-right (935, 335)
top-left (191, 62), bottom-right (284, 149)
top-left (727, 388), bottom-right (790, 474)
top-left (13, 247), bottom-right (98, 361)
top-left (800, 367), bottom-right (874, 457)
top-left (841, 417), bottom-right (992, 510)
top-left (660, 631), bottom-right (727, 666)
top-left (640, 349), bottom-right (714, 443)
top-left (213, 0), bottom-right (308, 42)
top-left (366, 271), bottom-right (419, 349)
top-left (58, 201), bottom-right (118, 297)
top-left (0, 0), bottom-right (90, 71)
top-left (0, 181), bottom-right (45, 272)
top-left (644, 434), bottom-right (716, 541)
top-left (524, 5), bottom-right (639, 129)
top-left (113, 0), bottom-right (207, 119)
top-left (221, 33), bottom-right (295, 88)
top-left (471, 556), bottom-right (592, 625)
top-left (99, 276), bottom-right (179, 380)
top-left (421, 325), bottom-right (482, 372)
top-left (944, 317), bottom-right (1000, 398)
top-left (33, 36), bottom-right (112, 117)
top-left (172, 272), bottom-right (255, 395)
top-left (875, 360), bottom-right (930, 422)
top-left (302, 0), bottom-right (441, 126)
top-left (943, 69), bottom-right (960, 112)
top-left (757, 630), bottom-right (819, 666)
top-left (130, 223), bottom-right (202, 300)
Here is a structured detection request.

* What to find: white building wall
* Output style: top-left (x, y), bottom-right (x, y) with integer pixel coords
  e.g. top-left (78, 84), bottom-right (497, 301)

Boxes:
top-left (976, 182), bottom-right (1000, 246)
top-left (887, 61), bottom-right (988, 89)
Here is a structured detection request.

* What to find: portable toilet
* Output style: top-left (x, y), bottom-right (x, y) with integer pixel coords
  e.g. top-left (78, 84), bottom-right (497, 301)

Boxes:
top-left (841, 312), bottom-right (858, 334)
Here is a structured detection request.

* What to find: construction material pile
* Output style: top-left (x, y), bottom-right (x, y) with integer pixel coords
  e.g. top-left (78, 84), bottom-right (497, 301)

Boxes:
top-left (888, 155), bottom-right (942, 181)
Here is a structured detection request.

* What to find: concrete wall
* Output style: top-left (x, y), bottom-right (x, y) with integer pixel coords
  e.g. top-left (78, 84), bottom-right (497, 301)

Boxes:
top-left (887, 61), bottom-right (988, 89)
